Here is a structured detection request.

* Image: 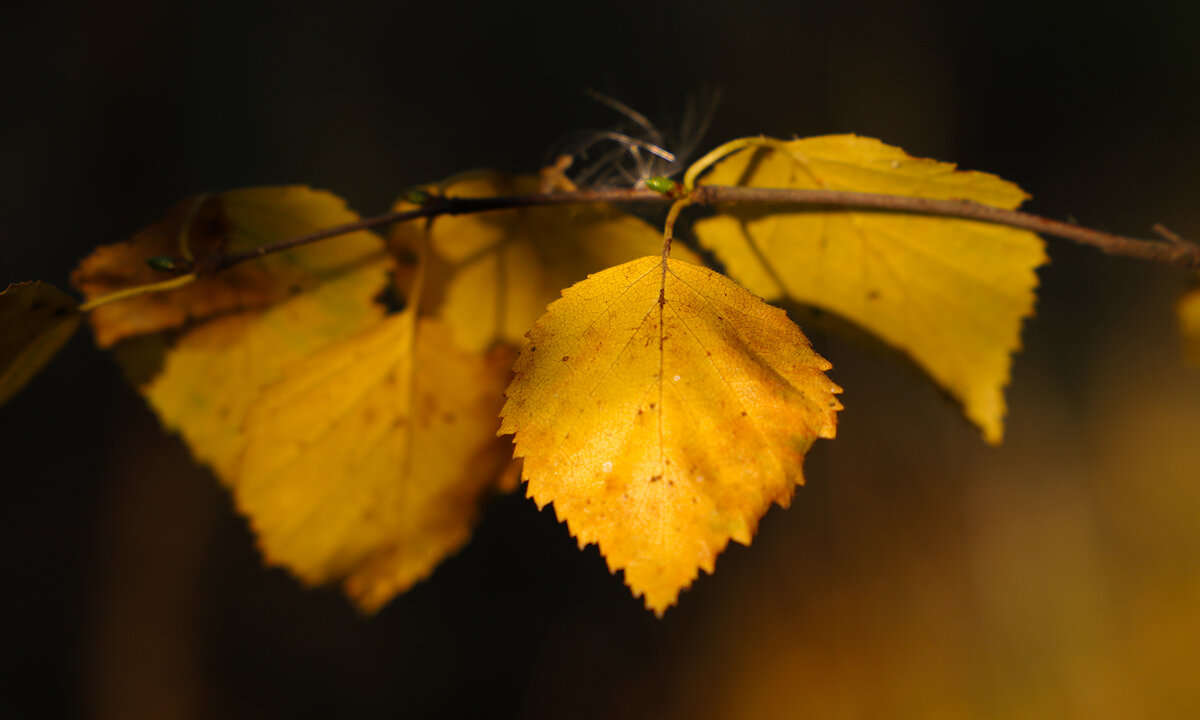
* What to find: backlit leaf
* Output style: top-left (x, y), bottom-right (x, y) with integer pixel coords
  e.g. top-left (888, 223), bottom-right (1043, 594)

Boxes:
top-left (81, 188), bottom-right (512, 611)
top-left (692, 135), bottom-right (1046, 443)
top-left (124, 220), bottom-right (391, 480)
top-left (73, 186), bottom-right (384, 348)
top-left (500, 255), bottom-right (841, 614)
top-left (238, 309), bottom-right (515, 612)
top-left (0, 282), bottom-right (80, 406)
top-left (390, 171), bottom-right (698, 352)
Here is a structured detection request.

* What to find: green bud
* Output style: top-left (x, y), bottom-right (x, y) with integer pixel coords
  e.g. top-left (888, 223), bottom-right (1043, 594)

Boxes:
top-left (645, 176), bottom-right (678, 195)
top-left (404, 188), bottom-right (432, 205)
top-left (146, 256), bottom-right (178, 272)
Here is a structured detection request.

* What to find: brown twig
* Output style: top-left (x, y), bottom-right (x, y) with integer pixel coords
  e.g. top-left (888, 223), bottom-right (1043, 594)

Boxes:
top-left (689, 186), bottom-right (1200, 268)
top-left (200, 185), bottom-right (1200, 274)
top-left (204, 189), bottom-right (665, 273)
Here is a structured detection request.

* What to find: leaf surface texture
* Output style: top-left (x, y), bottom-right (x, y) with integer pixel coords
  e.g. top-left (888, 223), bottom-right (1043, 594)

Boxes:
top-left (73, 186), bottom-right (384, 348)
top-left (693, 135), bottom-right (1046, 442)
top-left (390, 172), bottom-right (698, 352)
top-left (501, 256), bottom-right (841, 614)
top-left (78, 187), bottom-right (511, 611)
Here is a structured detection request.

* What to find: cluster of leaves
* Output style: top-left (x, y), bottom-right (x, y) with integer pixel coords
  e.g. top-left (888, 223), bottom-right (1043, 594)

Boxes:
top-left (4, 135), bottom-right (1198, 615)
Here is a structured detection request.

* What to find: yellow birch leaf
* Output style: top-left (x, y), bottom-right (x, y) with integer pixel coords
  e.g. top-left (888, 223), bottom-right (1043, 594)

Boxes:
top-left (0, 282), bottom-right (81, 406)
top-left (238, 310), bottom-right (515, 612)
top-left (692, 135), bottom-right (1046, 443)
top-left (133, 287), bottom-right (514, 611)
top-left (129, 226), bottom-right (390, 480)
top-left (390, 171), bottom-right (699, 352)
top-left (500, 256), bottom-right (842, 615)
top-left (73, 186), bottom-right (383, 348)
top-left (96, 190), bottom-right (516, 610)
top-left (1180, 285), bottom-right (1200, 366)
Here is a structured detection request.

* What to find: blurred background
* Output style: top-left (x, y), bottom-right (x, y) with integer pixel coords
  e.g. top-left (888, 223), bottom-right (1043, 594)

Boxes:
top-left (3, 1), bottom-right (1199, 717)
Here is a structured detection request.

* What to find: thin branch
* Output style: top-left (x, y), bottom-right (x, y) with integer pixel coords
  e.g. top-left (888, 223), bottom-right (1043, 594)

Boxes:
top-left (198, 185), bottom-right (1199, 275)
top-left (204, 189), bottom-right (665, 273)
top-left (689, 186), bottom-right (1200, 268)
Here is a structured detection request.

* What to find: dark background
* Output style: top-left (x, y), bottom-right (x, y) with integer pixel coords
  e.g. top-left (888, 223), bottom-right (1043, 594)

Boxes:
top-left (3, 1), bottom-right (1199, 718)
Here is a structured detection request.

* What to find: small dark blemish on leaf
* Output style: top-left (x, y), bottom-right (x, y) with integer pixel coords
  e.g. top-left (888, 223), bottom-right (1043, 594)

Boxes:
top-left (393, 247), bottom-right (419, 266)
top-left (867, 289), bottom-right (880, 300)
top-left (562, 355), bottom-right (569, 362)
top-left (374, 282), bottom-right (405, 313)
top-left (649, 403), bottom-right (656, 410)
top-left (649, 475), bottom-right (661, 483)
top-left (741, 411), bottom-right (748, 417)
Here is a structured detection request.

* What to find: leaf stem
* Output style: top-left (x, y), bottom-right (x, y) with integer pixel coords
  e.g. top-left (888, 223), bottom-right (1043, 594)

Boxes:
top-left (682, 137), bottom-right (789, 191)
top-left (79, 273), bottom-right (198, 312)
top-left (662, 199), bottom-right (691, 259)
top-left (177, 193), bottom-right (213, 263)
